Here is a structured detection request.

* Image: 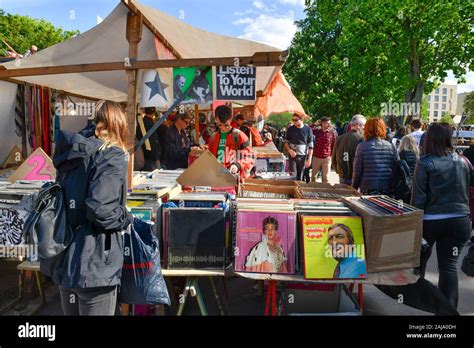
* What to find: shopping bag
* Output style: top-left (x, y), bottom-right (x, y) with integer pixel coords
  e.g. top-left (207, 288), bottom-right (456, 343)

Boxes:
top-left (119, 218), bottom-right (171, 306)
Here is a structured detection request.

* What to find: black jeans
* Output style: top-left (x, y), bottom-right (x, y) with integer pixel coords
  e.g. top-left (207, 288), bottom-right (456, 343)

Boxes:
top-left (419, 216), bottom-right (471, 309)
top-left (289, 155), bottom-right (306, 181)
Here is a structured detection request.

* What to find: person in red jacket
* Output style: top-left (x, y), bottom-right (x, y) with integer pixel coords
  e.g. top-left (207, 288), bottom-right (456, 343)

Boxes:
top-left (208, 105), bottom-right (255, 178)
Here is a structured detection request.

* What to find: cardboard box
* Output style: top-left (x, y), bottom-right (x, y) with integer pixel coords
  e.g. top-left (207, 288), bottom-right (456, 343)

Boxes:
top-left (243, 178), bottom-right (299, 187)
top-left (240, 183), bottom-right (297, 198)
top-left (295, 186), bottom-right (360, 200)
top-left (343, 197), bottom-right (423, 273)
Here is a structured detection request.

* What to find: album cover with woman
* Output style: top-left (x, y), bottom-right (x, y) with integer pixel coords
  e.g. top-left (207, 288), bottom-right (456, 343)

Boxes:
top-left (235, 211), bottom-right (297, 274)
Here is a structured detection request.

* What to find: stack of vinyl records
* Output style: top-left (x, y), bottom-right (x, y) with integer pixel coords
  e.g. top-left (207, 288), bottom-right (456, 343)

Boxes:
top-left (346, 195), bottom-right (417, 215)
top-left (234, 198), bottom-right (297, 274)
top-left (132, 169), bottom-right (183, 197)
top-left (162, 191), bottom-right (231, 269)
top-left (168, 191), bottom-right (228, 208)
top-left (293, 199), bottom-right (356, 215)
top-left (235, 198), bottom-right (294, 212)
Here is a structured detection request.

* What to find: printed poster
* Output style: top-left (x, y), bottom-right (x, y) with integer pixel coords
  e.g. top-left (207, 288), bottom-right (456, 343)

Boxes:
top-left (173, 67), bottom-right (213, 105)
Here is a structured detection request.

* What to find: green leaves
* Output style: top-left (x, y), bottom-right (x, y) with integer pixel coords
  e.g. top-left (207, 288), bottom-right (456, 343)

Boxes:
top-left (0, 10), bottom-right (79, 56)
top-left (284, 0), bottom-right (473, 123)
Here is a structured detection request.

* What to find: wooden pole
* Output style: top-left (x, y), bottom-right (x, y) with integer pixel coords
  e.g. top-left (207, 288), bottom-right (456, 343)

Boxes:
top-left (121, 11), bottom-right (142, 317)
top-left (194, 104), bottom-right (200, 142)
top-left (125, 11), bottom-right (143, 191)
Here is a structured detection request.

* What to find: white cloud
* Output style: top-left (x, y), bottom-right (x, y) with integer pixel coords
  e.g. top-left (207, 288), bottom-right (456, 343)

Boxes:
top-left (444, 70), bottom-right (474, 94)
top-left (233, 17), bottom-right (254, 25)
top-left (253, 1), bottom-right (265, 10)
top-left (234, 9), bottom-right (255, 16)
top-left (279, 0), bottom-right (306, 7)
top-left (238, 13), bottom-right (297, 50)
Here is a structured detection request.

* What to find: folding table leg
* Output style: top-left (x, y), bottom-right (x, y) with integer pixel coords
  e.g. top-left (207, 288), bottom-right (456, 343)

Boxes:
top-left (264, 281), bottom-right (272, 316)
top-left (358, 283), bottom-right (364, 314)
top-left (271, 281), bottom-right (278, 316)
top-left (35, 271), bottom-right (46, 304)
top-left (208, 276), bottom-right (224, 315)
top-left (193, 278), bottom-right (208, 316)
top-left (220, 277), bottom-right (231, 314)
top-left (177, 277), bottom-right (192, 316)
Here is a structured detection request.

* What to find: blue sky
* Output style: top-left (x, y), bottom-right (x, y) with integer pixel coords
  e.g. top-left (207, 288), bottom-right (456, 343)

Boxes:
top-left (0, 0), bottom-right (471, 93)
top-left (0, 0), bottom-right (306, 49)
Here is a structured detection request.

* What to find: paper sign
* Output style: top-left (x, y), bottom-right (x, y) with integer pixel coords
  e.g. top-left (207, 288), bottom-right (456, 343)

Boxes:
top-left (1, 145), bottom-right (23, 169)
top-left (177, 150), bottom-right (237, 187)
top-left (8, 148), bottom-right (56, 183)
top-left (215, 66), bottom-right (256, 101)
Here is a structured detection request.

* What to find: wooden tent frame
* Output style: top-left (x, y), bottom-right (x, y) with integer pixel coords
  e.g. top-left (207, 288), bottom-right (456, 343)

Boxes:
top-left (0, 0), bottom-right (287, 187)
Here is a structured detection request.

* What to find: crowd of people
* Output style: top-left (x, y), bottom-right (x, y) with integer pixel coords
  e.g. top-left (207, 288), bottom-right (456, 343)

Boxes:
top-left (133, 105), bottom-right (473, 311)
top-left (284, 113), bottom-right (474, 311)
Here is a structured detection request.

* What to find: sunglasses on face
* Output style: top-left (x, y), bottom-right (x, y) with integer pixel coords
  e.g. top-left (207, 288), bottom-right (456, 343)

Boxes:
top-left (292, 118), bottom-right (300, 122)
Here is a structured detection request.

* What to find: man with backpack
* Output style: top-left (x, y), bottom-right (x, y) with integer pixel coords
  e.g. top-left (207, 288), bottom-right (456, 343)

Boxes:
top-left (208, 105), bottom-right (255, 178)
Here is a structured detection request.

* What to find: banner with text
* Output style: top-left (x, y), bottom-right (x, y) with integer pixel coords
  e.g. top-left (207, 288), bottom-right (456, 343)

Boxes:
top-left (215, 66), bottom-right (256, 101)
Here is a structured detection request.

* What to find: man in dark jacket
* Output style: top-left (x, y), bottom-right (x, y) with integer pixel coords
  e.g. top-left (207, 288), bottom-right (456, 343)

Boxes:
top-left (162, 111), bottom-right (202, 170)
top-left (331, 114), bottom-right (366, 185)
top-left (136, 107), bottom-right (161, 171)
top-left (41, 122), bottom-right (133, 314)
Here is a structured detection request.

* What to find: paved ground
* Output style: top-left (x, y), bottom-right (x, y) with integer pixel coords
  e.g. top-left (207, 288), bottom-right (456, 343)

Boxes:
top-left (1, 168), bottom-right (472, 316)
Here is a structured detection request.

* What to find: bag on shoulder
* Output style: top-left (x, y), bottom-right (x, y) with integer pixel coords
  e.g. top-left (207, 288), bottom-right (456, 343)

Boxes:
top-left (22, 179), bottom-right (76, 259)
top-left (389, 159), bottom-right (412, 202)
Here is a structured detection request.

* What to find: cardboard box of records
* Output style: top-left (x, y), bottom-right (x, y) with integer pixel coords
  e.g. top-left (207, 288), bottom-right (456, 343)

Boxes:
top-left (239, 183), bottom-right (297, 199)
top-left (243, 178), bottom-right (299, 187)
top-left (295, 183), bottom-right (360, 200)
top-left (342, 196), bottom-right (423, 273)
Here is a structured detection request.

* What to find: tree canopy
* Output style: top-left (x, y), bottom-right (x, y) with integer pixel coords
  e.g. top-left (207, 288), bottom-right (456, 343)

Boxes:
top-left (0, 9), bottom-right (79, 56)
top-left (285, 0), bottom-right (473, 123)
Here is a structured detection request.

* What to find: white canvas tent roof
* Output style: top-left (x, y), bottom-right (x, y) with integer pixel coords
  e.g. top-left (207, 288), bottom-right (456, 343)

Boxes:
top-left (0, 0), bottom-right (280, 103)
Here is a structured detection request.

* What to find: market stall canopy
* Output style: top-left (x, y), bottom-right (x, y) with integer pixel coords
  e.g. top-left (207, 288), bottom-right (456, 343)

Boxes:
top-left (255, 71), bottom-right (307, 119)
top-left (0, 0), bottom-right (280, 102)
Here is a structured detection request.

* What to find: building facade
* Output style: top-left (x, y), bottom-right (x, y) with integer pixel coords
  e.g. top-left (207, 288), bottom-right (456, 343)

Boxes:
top-left (426, 84), bottom-right (457, 122)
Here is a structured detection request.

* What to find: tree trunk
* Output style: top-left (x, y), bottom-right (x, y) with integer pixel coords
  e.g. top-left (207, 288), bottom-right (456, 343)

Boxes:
top-left (404, 18), bottom-right (424, 124)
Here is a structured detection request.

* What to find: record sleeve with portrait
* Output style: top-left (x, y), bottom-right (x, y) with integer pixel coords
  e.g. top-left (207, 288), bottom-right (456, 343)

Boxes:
top-left (301, 215), bottom-right (367, 279)
top-left (235, 210), bottom-right (297, 274)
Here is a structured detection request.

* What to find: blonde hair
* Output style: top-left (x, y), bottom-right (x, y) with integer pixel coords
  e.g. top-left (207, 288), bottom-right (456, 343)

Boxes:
top-left (93, 100), bottom-right (128, 152)
top-left (399, 135), bottom-right (419, 158)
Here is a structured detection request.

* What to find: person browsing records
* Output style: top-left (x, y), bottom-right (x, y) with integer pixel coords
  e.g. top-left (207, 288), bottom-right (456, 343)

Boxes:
top-left (284, 114), bottom-right (314, 181)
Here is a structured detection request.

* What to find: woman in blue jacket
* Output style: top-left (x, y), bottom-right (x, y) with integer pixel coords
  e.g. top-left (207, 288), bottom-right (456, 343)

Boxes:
top-left (352, 117), bottom-right (398, 194)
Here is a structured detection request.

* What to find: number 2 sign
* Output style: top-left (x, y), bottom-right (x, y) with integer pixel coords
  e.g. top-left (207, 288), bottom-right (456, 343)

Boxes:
top-left (8, 147), bottom-right (56, 183)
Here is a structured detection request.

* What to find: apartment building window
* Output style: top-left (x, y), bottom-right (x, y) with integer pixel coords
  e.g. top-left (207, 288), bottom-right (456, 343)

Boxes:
top-left (427, 95), bottom-right (431, 102)
top-left (442, 103), bottom-right (446, 110)
top-left (435, 88), bottom-right (439, 94)
top-left (434, 111), bottom-right (438, 117)
top-left (442, 88), bottom-right (447, 95)
top-left (435, 95), bottom-right (439, 102)
top-left (442, 96), bottom-right (447, 102)
top-left (434, 103), bottom-right (439, 109)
